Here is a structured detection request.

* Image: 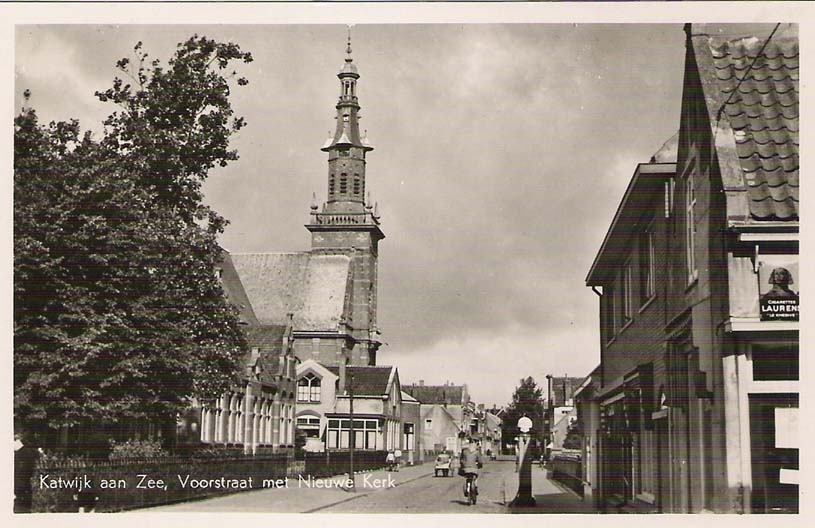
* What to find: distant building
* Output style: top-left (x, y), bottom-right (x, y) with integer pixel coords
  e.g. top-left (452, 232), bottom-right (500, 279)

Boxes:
top-left (543, 375), bottom-right (583, 457)
top-left (403, 381), bottom-right (473, 454)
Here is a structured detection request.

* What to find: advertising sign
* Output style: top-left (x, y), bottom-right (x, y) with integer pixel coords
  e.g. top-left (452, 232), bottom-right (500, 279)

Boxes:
top-left (758, 256), bottom-right (799, 321)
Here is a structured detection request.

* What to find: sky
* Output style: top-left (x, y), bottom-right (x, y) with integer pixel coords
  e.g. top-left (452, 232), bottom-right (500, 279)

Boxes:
top-left (15, 23), bottom-right (689, 407)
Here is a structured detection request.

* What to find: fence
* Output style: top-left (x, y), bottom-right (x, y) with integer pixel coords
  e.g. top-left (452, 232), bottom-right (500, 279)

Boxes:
top-left (551, 454), bottom-right (583, 496)
top-left (31, 448), bottom-right (389, 512)
top-left (303, 450), bottom-right (388, 478)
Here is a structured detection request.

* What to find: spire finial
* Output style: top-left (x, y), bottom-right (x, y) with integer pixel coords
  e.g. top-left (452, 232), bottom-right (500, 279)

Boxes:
top-left (346, 26), bottom-right (353, 60)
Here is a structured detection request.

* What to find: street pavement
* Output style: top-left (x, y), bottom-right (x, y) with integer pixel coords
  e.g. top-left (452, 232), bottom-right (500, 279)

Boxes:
top-left (146, 459), bottom-right (596, 513)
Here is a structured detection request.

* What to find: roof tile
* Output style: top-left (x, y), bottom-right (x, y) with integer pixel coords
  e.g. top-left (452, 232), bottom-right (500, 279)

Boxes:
top-left (697, 30), bottom-right (799, 220)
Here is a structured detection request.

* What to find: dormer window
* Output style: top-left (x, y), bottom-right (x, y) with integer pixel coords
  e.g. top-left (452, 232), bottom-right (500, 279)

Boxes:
top-left (339, 149), bottom-right (349, 157)
top-left (297, 374), bottom-right (321, 403)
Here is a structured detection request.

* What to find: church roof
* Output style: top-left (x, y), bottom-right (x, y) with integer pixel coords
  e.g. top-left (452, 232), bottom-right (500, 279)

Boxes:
top-left (219, 250), bottom-right (259, 326)
top-left (328, 365), bottom-right (395, 397)
top-left (402, 384), bottom-right (466, 405)
top-left (230, 252), bottom-right (352, 331)
top-left (689, 24), bottom-right (798, 221)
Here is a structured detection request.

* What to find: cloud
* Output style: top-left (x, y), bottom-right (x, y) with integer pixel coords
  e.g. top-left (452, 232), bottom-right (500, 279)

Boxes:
top-left (15, 24), bottom-right (687, 409)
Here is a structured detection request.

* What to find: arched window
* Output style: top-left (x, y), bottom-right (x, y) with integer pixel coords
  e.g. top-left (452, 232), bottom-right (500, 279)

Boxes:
top-left (339, 173), bottom-right (348, 194)
top-left (353, 174), bottom-right (361, 195)
top-left (297, 374), bottom-right (321, 403)
top-left (329, 174), bottom-right (335, 195)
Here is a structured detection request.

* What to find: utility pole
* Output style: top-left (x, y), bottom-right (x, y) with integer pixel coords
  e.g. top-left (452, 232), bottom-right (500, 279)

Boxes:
top-left (348, 373), bottom-right (356, 491)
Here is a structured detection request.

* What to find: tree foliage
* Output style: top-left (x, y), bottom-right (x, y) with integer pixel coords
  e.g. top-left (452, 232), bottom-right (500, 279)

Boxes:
top-left (14, 36), bottom-right (253, 441)
top-left (501, 377), bottom-right (546, 446)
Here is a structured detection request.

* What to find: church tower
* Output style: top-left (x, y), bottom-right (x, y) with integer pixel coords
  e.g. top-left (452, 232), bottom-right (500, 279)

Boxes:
top-left (307, 33), bottom-right (384, 366)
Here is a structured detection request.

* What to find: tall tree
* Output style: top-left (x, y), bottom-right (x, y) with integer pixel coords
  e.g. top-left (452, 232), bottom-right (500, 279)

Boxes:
top-left (14, 36), bottom-right (253, 446)
top-left (501, 377), bottom-right (546, 447)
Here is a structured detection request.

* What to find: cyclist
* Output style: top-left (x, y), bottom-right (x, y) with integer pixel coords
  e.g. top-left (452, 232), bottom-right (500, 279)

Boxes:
top-left (459, 437), bottom-right (484, 504)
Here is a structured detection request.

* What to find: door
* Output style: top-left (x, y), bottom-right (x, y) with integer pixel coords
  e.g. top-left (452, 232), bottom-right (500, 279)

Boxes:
top-left (655, 415), bottom-right (671, 512)
top-left (749, 394), bottom-right (798, 513)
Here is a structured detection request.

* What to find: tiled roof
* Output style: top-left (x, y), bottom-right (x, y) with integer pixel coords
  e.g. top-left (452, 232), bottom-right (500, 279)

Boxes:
top-left (402, 384), bottom-right (466, 405)
top-left (327, 365), bottom-right (395, 397)
top-left (691, 25), bottom-right (798, 221)
top-left (219, 251), bottom-right (259, 325)
top-left (230, 252), bottom-right (352, 331)
top-left (242, 324), bottom-right (289, 383)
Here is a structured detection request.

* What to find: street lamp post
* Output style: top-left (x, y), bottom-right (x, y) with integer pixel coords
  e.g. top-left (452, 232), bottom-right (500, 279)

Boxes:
top-left (512, 415), bottom-right (536, 507)
top-left (348, 374), bottom-right (355, 491)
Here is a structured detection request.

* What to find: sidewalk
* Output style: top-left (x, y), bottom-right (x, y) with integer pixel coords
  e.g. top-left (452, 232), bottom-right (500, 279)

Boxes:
top-left (146, 461), bottom-right (433, 513)
top-left (506, 464), bottom-right (598, 514)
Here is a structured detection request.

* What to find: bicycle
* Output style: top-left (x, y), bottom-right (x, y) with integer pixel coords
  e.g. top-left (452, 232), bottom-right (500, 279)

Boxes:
top-left (463, 473), bottom-right (478, 505)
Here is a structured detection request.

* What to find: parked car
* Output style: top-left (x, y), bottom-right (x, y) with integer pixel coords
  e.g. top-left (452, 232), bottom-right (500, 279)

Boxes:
top-left (434, 453), bottom-right (452, 477)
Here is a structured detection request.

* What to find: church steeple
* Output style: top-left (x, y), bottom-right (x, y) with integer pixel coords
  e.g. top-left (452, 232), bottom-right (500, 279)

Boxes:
top-left (307, 30), bottom-right (384, 367)
top-left (320, 29), bottom-right (374, 210)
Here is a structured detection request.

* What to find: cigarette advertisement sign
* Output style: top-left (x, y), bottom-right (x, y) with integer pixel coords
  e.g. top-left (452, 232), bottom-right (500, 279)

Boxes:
top-left (758, 256), bottom-right (799, 322)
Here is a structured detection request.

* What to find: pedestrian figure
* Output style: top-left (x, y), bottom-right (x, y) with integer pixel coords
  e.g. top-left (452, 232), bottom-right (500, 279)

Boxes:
top-left (386, 450), bottom-right (396, 471)
top-left (394, 448), bottom-right (402, 472)
top-left (14, 431), bottom-right (39, 513)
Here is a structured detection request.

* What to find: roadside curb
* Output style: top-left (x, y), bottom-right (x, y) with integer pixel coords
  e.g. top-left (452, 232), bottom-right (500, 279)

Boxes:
top-left (303, 471), bottom-right (433, 513)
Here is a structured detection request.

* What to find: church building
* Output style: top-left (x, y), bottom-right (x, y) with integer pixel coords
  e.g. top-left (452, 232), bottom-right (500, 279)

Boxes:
top-left (230, 35), bottom-right (384, 369)
top-left (197, 34), bottom-right (403, 454)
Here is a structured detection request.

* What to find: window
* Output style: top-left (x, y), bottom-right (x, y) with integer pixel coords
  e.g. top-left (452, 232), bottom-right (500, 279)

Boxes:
top-left (752, 343), bottom-right (798, 381)
top-left (296, 416), bottom-right (321, 438)
top-left (327, 419), bottom-right (379, 450)
top-left (340, 173), bottom-right (348, 194)
top-left (425, 419), bottom-right (433, 431)
top-left (685, 175), bottom-right (697, 283)
top-left (620, 264), bottom-right (633, 327)
top-left (604, 283), bottom-right (616, 342)
top-left (664, 178), bottom-right (675, 219)
top-left (353, 174), bottom-right (361, 195)
top-left (297, 374), bottom-right (321, 403)
top-left (329, 174), bottom-right (335, 195)
top-left (639, 226), bottom-right (656, 306)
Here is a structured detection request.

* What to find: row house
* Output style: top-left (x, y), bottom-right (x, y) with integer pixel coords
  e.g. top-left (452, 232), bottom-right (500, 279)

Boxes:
top-left (294, 360), bottom-right (404, 453)
top-left (582, 23), bottom-right (798, 514)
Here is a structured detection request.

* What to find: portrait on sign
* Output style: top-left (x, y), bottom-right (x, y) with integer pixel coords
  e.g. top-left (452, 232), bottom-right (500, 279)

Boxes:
top-left (757, 256), bottom-right (799, 321)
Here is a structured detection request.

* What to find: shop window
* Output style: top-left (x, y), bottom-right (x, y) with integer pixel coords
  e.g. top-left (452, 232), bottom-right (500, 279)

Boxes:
top-left (752, 343), bottom-right (799, 381)
top-left (327, 418), bottom-right (379, 450)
